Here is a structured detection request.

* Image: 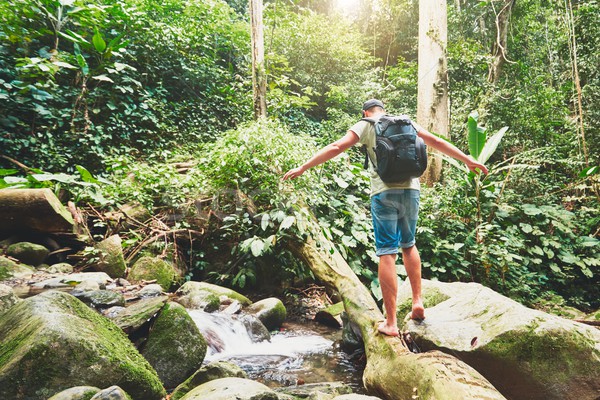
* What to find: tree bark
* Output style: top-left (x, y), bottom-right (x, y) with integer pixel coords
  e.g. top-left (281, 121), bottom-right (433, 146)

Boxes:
top-left (488, 0), bottom-right (515, 84)
top-left (417, 0), bottom-right (449, 186)
top-left (0, 188), bottom-right (74, 234)
top-left (249, 0), bottom-right (267, 119)
top-left (286, 225), bottom-right (506, 400)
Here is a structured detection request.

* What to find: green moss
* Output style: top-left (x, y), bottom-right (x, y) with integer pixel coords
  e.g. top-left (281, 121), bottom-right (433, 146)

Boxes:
top-left (129, 256), bottom-right (176, 291)
top-left (397, 288), bottom-right (449, 320)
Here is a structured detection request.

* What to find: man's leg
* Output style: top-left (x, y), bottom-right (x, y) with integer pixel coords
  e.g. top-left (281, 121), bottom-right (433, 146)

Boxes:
top-left (402, 245), bottom-right (425, 320)
top-left (378, 253), bottom-right (399, 336)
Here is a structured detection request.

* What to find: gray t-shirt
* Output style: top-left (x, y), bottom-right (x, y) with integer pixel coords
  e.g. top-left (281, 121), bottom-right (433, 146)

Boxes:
top-left (350, 116), bottom-right (421, 196)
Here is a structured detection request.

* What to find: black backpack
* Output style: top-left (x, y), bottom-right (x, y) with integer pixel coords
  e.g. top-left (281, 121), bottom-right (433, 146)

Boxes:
top-left (362, 115), bottom-right (428, 183)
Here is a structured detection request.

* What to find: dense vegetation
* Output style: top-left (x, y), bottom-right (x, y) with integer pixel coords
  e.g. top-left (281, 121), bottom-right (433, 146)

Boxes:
top-left (1, 0), bottom-right (598, 311)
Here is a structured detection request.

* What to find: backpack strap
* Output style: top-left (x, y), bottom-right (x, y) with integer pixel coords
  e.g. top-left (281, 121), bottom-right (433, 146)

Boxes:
top-left (360, 117), bottom-right (380, 170)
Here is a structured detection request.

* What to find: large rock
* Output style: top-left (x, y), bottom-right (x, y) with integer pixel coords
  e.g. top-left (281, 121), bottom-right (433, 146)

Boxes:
top-left (170, 361), bottom-right (247, 400)
top-left (89, 386), bottom-right (131, 400)
top-left (0, 291), bottom-right (166, 400)
top-left (31, 272), bottom-right (113, 290)
top-left (93, 235), bottom-right (127, 279)
top-left (5, 241), bottom-right (49, 266)
top-left (176, 281), bottom-right (251, 312)
top-left (105, 295), bottom-right (168, 334)
top-left (129, 256), bottom-right (177, 291)
top-left (48, 386), bottom-right (101, 400)
top-left (141, 302), bottom-right (207, 389)
top-left (398, 279), bottom-right (600, 400)
top-left (0, 255), bottom-right (35, 280)
top-left (179, 377), bottom-right (282, 400)
top-left (245, 297), bottom-right (287, 331)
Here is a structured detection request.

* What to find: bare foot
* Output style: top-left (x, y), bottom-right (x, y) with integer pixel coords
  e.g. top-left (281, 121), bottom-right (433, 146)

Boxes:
top-left (377, 321), bottom-right (400, 337)
top-left (409, 303), bottom-right (425, 320)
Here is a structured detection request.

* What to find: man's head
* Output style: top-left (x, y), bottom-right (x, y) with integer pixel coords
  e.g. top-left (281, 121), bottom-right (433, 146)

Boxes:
top-left (362, 99), bottom-right (385, 117)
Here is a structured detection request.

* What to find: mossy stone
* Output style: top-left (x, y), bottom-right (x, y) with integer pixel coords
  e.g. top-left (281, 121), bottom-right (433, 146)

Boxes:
top-left (129, 256), bottom-right (177, 291)
top-left (6, 241), bottom-right (49, 266)
top-left (47, 386), bottom-right (101, 400)
top-left (93, 235), bottom-right (127, 279)
top-left (0, 255), bottom-right (35, 280)
top-left (179, 377), bottom-right (278, 400)
top-left (170, 361), bottom-right (247, 400)
top-left (141, 302), bottom-right (207, 389)
top-left (176, 281), bottom-right (251, 311)
top-left (0, 291), bottom-right (166, 400)
top-left (246, 297), bottom-right (287, 331)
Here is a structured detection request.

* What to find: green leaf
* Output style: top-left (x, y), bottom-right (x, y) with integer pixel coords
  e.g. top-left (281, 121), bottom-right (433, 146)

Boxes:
top-left (0, 169), bottom-right (19, 176)
top-left (467, 111), bottom-right (486, 160)
top-left (261, 214), bottom-right (270, 231)
top-left (92, 29), bottom-right (106, 52)
top-left (478, 126), bottom-right (508, 164)
top-left (91, 75), bottom-right (114, 83)
top-left (75, 165), bottom-right (99, 183)
top-left (279, 215), bottom-right (295, 230)
top-left (52, 61), bottom-right (78, 69)
top-left (250, 239), bottom-right (265, 257)
top-left (579, 166), bottom-right (599, 178)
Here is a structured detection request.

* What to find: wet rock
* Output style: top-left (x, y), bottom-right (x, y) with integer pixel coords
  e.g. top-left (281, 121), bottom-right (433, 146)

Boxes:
top-left (105, 295), bottom-right (168, 334)
top-left (398, 279), bottom-right (600, 400)
top-left (93, 235), bottom-right (127, 278)
top-left (276, 382), bottom-right (353, 398)
top-left (44, 262), bottom-right (74, 274)
top-left (138, 283), bottom-right (164, 298)
top-left (72, 289), bottom-right (126, 309)
top-left (89, 386), bottom-right (131, 400)
top-left (73, 279), bottom-right (102, 292)
top-left (31, 272), bottom-right (112, 290)
top-left (47, 386), bottom-right (101, 400)
top-left (176, 281), bottom-right (251, 312)
top-left (178, 377), bottom-right (280, 400)
top-left (238, 313), bottom-right (271, 342)
top-left (245, 297), bottom-right (287, 331)
top-left (0, 255), bottom-right (35, 280)
top-left (5, 241), bottom-right (49, 266)
top-left (129, 256), bottom-right (177, 291)
top-left (170, 361), bottom-right (247, 400)
top-left (0, 283), bottom-right (20, 314)
top-left (314, 301), bottom-right (344, 328)
top-left (333, 395), bottom-right (382, 400)
top-left (0, 291), bottom-right (165, 400)
top-left (141, 302), bottom-right (207, 389)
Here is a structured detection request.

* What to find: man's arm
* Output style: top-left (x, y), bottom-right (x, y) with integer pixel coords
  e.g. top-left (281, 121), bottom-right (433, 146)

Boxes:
top-left (282, 130), bottom-right (360, 180)
top-left (416, 126), bottom-right (489, 175)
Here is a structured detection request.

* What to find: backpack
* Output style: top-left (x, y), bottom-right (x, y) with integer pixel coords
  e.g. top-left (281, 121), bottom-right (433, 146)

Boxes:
top-left (362, 115), bottom-right (428, 183)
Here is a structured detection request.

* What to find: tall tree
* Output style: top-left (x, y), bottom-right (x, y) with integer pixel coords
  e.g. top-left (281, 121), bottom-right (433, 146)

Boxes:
top-left (250, 0), bottom-right (267, 118)
top-left (488, 0), bottom-right (515, 84)
top-left (417, 0), bottom-right (449, 185)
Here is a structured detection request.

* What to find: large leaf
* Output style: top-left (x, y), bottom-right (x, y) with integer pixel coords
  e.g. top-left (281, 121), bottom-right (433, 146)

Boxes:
top-left (478, 126), bottom-right (508, 164)
top-left (92, 29), bottom-right (106, 52)
top-left (467, 111), bottom-right (486, 160)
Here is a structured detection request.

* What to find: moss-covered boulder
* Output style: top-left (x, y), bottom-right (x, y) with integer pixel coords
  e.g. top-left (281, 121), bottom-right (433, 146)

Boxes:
top-left (47, 386), bottom-right (101, 400)
top-left (179, 377), bottom-right (281, 400)
top-left (105, 295), bottom-right (168, 334)
top-left (44, 262), bottom-right (75, 274)
top-left (72, 290), bottom-right (126, 309)
top-left (176, 281), bottom-right (251, 312)
top-left (0, 283), bottom-right (20, 314)
top-left (31, 272), bottom-right (112, 290)
top-left (5, 241), bottom-right (49, 266)
top-left (170, 361), bottom-right (247, 400)
top-left (0, 291), bottom-right (166, 400)
top-left (0, 255), bottom-right (35, 280)
top-left (93, 235), bottom-right (127, 279)
top-left (141, 302), bottom-right (207, 389)
top-left (129, 256), bottom-right (177, 291)
top-left (399, 279), bottom-right (600, 400)
top-left (245, 297), bottom-right (287, 331)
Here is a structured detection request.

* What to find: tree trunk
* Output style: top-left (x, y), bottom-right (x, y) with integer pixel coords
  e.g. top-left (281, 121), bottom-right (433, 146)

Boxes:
top-left (488, 0), bottom-right (515, 84)
top-left (417, 0), bottom-right (449, 186)
top-left (286, 226), bottom-right (506, 400)
top-left (249, 0), bottom-right (267, 119)
top-left (0, 188), bottom-right (74, 234)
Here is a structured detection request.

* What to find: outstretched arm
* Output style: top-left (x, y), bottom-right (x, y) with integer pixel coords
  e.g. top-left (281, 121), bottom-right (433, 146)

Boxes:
top-left (283, 130), bottom-right (360, 180)
top-left (417, 127), bottom-right (489, 175)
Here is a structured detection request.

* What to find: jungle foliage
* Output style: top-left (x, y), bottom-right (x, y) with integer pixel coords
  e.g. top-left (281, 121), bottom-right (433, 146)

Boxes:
top-left (0, 0), bottom-right (598, 310)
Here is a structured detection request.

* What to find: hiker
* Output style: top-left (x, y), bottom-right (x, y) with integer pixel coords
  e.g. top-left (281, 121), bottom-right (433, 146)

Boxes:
top-left (282, 99), bottom-right (488, 336)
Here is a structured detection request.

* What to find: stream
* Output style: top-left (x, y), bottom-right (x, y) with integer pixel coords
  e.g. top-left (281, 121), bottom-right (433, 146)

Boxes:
top-left (187, 310), bottom-right (367, 393)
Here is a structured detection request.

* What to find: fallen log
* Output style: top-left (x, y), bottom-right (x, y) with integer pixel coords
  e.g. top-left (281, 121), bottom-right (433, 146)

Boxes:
top-left (0, 188), bottom-right (74, 234)
top-left (287, 229), bottom-right (506, 400)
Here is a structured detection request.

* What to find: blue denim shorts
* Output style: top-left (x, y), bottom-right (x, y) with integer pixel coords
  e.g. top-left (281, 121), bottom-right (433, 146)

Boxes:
top-left (371, 189), bottom-right (420, 256)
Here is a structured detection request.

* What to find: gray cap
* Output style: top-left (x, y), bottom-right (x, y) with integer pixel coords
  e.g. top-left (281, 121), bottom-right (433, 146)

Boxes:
top-left (362, 99), bottom-right (385, 111)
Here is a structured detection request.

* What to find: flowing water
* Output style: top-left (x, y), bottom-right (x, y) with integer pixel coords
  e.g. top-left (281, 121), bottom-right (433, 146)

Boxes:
top-left (188, 310), bottom-right (366, 393)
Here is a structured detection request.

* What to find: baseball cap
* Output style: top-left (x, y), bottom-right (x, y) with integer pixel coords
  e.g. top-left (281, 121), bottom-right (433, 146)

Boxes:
top-left (362, 99), bottom-right (385, 111)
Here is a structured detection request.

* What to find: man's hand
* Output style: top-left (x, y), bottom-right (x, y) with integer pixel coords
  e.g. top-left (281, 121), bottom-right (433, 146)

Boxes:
top-left (466, 157), bottom-right (489, 175)
top-left (283, 166), bottom-right (305, 181)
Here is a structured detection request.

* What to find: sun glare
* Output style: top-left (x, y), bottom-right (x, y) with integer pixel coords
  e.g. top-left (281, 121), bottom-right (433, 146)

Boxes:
top-left (335, 0), bottom-right (362, 16)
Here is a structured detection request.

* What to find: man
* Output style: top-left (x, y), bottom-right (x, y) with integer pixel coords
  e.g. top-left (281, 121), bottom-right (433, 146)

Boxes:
top-left (283, 99), bottom-right (488, 336)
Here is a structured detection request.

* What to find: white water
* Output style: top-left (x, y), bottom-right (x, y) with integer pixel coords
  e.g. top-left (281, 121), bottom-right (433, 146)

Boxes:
top-left (187, 309), bottom-right (333, 361)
